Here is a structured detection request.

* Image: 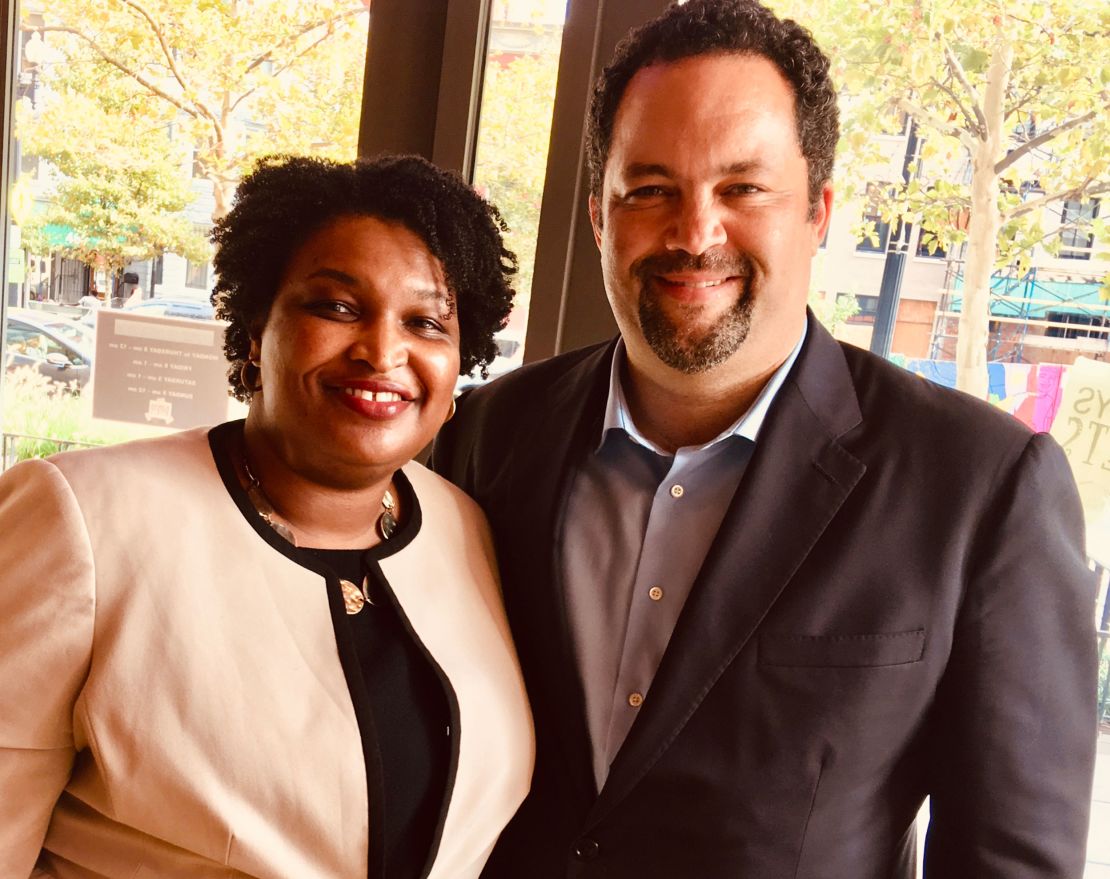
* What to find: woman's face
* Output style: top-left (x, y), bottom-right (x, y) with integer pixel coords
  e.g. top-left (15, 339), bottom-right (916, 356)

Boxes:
top-left (249, 214), bottom-right (460, 487)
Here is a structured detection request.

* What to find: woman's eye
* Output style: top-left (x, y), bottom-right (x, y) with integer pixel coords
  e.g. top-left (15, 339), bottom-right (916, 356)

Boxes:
top-left (409, 316), bottom-right (446, 333)
top-left (309, 300), bottom-right (357, 319)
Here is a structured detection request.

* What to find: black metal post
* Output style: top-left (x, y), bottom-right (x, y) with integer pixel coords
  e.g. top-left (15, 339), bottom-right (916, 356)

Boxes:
top-left (870, 120), bottom-right (919, 358)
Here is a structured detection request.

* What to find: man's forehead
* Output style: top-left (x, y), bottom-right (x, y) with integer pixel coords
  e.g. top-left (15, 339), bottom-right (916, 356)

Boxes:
top-left (603, 57), bottom-right (802, 184)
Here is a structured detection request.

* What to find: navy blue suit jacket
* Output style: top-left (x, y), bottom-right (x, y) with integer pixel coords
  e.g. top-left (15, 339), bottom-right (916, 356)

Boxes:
top-left (431, 314), bottom-right (1097, 878)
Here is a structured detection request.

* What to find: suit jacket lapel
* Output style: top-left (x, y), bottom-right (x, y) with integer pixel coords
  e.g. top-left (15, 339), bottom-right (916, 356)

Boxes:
top-left (590, 317), bottom-right (868, 823)
top-left (506, 340), bottom-right (616, 806)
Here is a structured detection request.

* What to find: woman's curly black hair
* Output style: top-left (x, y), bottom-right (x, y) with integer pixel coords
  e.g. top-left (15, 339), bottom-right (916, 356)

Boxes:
top-left (212, 154), bottom-right (517, 401)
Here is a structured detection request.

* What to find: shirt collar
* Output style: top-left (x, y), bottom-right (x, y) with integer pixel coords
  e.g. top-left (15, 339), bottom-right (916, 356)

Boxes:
top-left (600, 323), bottom-right (808, 455)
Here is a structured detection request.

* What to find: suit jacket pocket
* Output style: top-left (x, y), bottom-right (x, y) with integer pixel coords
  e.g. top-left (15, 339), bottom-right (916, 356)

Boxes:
top-left (758, 628), bottom-right (925, 668)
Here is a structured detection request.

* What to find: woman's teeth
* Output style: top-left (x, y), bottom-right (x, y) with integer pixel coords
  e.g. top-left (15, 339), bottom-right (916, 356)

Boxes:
top-left (344, 389), bottom-right (403, 402)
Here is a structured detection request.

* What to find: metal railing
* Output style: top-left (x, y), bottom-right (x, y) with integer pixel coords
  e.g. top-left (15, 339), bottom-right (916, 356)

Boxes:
top-left (1, 432), bottom-right (98, 471)
top-left (1095, 562), bottom-right (1110, 729)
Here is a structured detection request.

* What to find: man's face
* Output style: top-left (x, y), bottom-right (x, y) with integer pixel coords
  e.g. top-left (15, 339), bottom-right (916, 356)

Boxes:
top-left (590, 53), bottom-right (832, 379)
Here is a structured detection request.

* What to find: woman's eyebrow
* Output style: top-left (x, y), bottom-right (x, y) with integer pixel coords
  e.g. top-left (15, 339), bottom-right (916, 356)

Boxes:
top-left (305, 267), bottom-right (358, 285)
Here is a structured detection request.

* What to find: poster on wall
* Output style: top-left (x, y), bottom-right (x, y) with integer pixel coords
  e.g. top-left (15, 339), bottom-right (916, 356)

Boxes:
top-left (91, 310), bottom-right (231, 431)
top-left (1049, 356), bottom-right (1110, 566)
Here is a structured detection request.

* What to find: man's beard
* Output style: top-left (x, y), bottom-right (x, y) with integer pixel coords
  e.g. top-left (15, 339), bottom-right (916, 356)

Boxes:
top-left (632, 250), bottom-right (755, 374)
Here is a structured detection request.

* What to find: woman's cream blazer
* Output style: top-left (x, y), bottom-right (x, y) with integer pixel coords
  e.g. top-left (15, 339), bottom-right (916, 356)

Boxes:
top-left (0, 427), bottom-right (533, 878)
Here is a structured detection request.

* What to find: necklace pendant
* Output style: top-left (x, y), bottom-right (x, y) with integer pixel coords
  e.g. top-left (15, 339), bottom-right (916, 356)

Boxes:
top-left (266, 516), bottom-right (298, 547)
top-left (341, 575), bottom-right (373, 615)
top-left (377, 509), bottom-right (398, 540)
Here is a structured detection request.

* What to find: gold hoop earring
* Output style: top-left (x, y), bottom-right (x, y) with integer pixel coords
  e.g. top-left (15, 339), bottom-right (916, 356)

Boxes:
top-left (446, 398), bottom-right (457, 422)
top-left (240, 359), bottom-right (262, 394)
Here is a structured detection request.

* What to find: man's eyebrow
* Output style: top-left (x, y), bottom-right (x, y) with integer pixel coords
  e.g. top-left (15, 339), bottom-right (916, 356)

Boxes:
top-left (721, 160), bottom-right (764, 175)
top-left (622, 160), bottom-right (766, 179)
top-left (625, 162), bottom-right (672, 179)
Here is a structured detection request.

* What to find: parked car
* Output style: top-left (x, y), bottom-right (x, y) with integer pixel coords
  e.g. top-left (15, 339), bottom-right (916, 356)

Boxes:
top-left (33, 314), bottom-right (95, 357)
top-left (122, 298), bottom-right (216, 321)
top-left (455, 330), bottom-right (524, 394)
top-left (4, 311), bottom-right (93, 389)
top-left (80, 297), bottom-right (217, 328)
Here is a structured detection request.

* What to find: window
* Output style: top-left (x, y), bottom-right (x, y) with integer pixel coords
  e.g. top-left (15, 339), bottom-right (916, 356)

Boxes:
top-left (844, 293), bottom-right (878, 324)
top-left (856, 184), bottom-right (891, 253)
top-left (1045, 310), bottom-right (1109, 340)
top-left (915, 228), bottom-right (947, 259)
top-left (469, 0), bottom-right (567, 379)
top-left (184, 257), bottom-right (208, 290)
top-left (1059, 199), bottom-right (1099, 260)
top-left (3, 0), bottom-right (371, 446)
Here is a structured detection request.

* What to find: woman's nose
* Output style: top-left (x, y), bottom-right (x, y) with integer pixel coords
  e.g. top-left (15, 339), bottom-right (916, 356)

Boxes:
top-left (348, 320), bottom-right (407, 372)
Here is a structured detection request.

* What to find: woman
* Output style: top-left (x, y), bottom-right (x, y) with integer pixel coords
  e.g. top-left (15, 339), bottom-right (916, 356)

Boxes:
top-left (0, 155), bottom-right (533, 878)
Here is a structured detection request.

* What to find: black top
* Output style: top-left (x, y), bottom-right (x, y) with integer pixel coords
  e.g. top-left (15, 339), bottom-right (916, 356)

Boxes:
top-left (209, 422), bottom-right (451, 879)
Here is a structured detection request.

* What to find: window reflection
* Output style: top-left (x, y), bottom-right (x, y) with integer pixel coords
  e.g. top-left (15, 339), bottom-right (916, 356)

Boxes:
top-left (469, 0), bottom-right (567, 386)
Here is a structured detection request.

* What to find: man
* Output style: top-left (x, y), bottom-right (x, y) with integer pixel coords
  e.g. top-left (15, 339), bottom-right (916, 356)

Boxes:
top-left (432, 1), bottom-right (1097, 875)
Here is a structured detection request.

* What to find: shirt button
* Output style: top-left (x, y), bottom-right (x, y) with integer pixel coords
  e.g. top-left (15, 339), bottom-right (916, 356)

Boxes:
top-left (670, 484), bottom-right (684, 498)
top-left (628, 692), bottom-right (644, 708)
top-left (574, 838), bottom-right (600, 861)
top-left (648, 586), bottom-right (664, 601)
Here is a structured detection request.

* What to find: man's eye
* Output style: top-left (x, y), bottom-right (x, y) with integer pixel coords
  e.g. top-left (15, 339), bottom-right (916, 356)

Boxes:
top-left (724, 183), bottom-right (760, 196)
top-left (625, 185), bottom-right (668, 200)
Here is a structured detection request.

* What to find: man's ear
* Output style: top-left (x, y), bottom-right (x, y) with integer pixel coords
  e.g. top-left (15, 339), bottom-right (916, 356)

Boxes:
top-left (810, 182), bottom-right (834, 254)
top-left (588, 194), bottom-right (603, 250)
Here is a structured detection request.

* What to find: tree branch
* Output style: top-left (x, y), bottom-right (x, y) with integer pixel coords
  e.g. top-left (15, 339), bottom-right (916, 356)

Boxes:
top-left (1007, 180), bottom-right (1110, 220)
top-left (243, 6), bottom-right (366, 75)
top-left (116, 0), bottom-right (206, 118)
top-left (34, 25), bottom-right (198, 120)
top-left (928, 74), bottom-right (981, 136)
top-left (940, 36), bottom-right (988, 136)
top-left (995, 107), bottom-right (1105, 175)
top-left (228, 28), bottom-right (335, 115)
top-left (897, 96), bottom-right (978, 151)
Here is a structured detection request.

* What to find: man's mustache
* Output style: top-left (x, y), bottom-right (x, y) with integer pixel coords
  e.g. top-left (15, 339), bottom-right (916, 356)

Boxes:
top-left (632, 250), bottom-right (753, 285)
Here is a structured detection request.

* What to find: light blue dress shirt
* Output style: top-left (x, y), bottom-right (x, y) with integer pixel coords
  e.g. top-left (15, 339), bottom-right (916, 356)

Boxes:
top-left (561, 326), bottom-right (807, 790)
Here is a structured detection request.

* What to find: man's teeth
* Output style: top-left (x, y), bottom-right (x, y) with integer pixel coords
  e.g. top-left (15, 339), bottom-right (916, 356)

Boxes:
top-left (344, 389), bottom-right (403, 402)
top-left (670, 279), bottom-right (726, 288)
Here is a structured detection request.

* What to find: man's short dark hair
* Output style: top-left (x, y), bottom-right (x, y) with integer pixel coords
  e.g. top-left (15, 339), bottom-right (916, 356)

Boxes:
top-left (212, 154), bottom-right (516, 401)
top-left (586, 0), bottom-right (838, 212)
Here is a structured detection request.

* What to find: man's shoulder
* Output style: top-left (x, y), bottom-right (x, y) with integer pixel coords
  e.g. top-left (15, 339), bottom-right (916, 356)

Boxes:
top-left (431, 340), bottom-right (612, 481)
top-left (460, 339), bottom-right (613, 417)
top-left (832, 340), bottom-right (1036, 457)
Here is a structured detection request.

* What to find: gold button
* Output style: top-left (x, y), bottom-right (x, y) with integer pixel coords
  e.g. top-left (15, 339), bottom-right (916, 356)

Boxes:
top-left (648, 586), bottom-right (664, 601)
top-left (670, 484), bottom-right (684, 498)
top-left (628, 692), bottom-right (644, 708)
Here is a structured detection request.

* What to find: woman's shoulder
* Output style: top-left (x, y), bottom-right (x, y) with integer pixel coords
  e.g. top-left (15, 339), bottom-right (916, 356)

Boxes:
top-left (3, 426), bottom-right (223, 509)
top-left (49, 425), bottom-right (216, 475)
top-left (401, 458), bottom-right (488, 525)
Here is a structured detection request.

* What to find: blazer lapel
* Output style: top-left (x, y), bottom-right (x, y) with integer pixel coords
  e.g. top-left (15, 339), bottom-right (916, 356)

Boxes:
top-left (503, 340), bottom-right (616, 806)
top-left (590, 317), bottom-right (868, 823)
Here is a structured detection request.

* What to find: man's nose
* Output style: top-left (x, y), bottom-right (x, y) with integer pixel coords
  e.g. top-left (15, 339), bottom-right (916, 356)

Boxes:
top-left (348, 319), bottom-right (407, 372)
top-left (666, 196), bottom-right (727, 255)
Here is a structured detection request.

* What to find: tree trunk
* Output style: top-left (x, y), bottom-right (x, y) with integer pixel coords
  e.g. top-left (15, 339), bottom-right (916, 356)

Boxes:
top-left (955, 33), bottom-right (1012, 400)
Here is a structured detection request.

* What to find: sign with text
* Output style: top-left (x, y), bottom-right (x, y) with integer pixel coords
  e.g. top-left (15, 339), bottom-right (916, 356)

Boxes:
top-left (92, 310), bottom-right (230, 430)
top-left (1049, 356), bottom-right (1110, 564)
